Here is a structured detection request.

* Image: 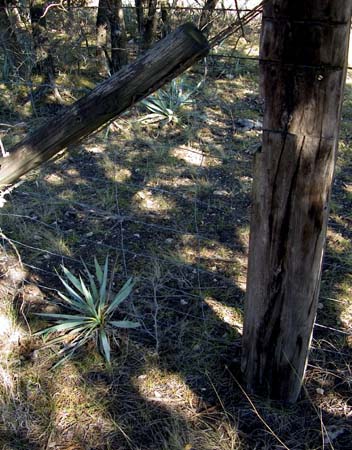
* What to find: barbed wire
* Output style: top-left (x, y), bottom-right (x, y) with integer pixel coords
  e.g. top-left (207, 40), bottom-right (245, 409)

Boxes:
top-left (2, 207), bottom-right (348, 273)
top-left (0, 2), bottom-right (350, 347)
top-left (4, 5), bottom-right (257, 12)
top-left (13, 213), bottom-right (243, 254)
top-left (2, 230), bottom-right (350, 338)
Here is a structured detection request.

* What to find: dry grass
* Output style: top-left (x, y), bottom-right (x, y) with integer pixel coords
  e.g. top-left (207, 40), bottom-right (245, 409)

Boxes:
top-left (0, 8), bottom-right (351, 450)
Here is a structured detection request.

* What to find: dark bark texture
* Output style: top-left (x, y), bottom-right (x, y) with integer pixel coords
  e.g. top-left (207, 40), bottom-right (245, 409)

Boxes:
top-left (160, 0), bottom-right (171, 38)
top-left (30, 0), bottom-right (55, 79)
top-left (29, 0), bottom-right (62, 103)
top-left (142, 0), bottom-right (158, 49)
top-left (135, 0), bottom-right (144, 37)
top-left (0, 0), bottom-right (25, 78)
top-left (109, 0), bottom-right (128, 72)
top-left (96, 0), bottom-right (128, 74)
top-left (96, 0), bottom-right (110, 74)
top-left (199, 0), bottom-right (218, 35)
top-left (241, 0), bottom-right (352, 403)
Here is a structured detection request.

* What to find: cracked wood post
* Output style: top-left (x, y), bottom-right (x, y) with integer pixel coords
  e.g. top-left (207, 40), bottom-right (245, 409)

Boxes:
top-left (0, 23), bottom-right (209, 189)
top-left (242, 0), bottom-right (352, 403)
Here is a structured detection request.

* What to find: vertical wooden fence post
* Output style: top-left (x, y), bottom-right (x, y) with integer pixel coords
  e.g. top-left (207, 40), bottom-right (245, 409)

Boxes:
top-left (242, 0), bottom-right (352, 403)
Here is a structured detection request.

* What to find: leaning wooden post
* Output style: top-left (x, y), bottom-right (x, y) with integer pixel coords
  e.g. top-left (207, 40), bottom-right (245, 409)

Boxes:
top-left (0, 23), bottom-right (209, 189)
top-left (242, 0), bottom-right (352, 403)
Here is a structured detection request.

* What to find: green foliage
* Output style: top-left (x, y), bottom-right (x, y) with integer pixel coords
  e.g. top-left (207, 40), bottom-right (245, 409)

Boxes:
top-left (35, 257), bottom-right (139, 366)
top-left (140, 77), bottom-right (201, 125)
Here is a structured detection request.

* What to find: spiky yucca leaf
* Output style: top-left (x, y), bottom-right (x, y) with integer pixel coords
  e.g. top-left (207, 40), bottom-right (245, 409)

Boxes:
top-left (140, 77), bottom-right (199, 126)
top-left (35, 257), bottom-right (139, 366)
top-left (99, 257), bottom-right (109, 308)
top-left (99, 329), bottom-right (111, 363)
top-left (106, 277), bottom-right (135, 315)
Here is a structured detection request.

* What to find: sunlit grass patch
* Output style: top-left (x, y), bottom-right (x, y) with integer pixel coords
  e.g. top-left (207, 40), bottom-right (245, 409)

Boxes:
top-left (176, 236), bottom-right (244, 277)
top-left (326, 228), bottom-right (352, 254)
top-left (133, 189), bottom-right (176, 214)
top-left (171, 145), bottom-right (222, 167)
top-left (135, 367), bottom-right (196, 406)
top-left (204, 296), bottom-right (243, 333)
top-left (105, 166), bottom-right (133, 183)
top-left (49, 363), bottom-right (116, 447)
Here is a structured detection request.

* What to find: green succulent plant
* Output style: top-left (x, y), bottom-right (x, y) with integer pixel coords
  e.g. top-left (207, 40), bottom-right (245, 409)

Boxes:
top-left (140, 77), bottom-right (201, 125)
top-left (35, 257), bottom-right (139, 366)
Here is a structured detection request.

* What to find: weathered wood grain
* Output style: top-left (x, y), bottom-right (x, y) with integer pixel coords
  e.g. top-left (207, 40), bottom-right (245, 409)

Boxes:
top-left (0, 23), bottom-right (209, 189)
top-left (242, 0), bottom-right (352, 403)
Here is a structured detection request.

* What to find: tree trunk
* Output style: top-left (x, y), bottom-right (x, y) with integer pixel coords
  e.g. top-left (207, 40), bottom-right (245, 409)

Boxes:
top-left (4, 0), bottom-right (32, 79)
top-left (142, 0), bottom-right (158, 50)
top-left (199, 0), bottom-right (218, 36)
top-left (160, 0), bottom-right (171, 38)
top-left (109, 0), bottom-right (128, 72)
top-left (96, 0), bottom-right (110, 75)
top-left (30, 0), bottom-right (61, 103)
top-left (0, 23), bottom-right (209, 188)
top-left (7, 2), bottom-right (32, 51)
top-left (30, 0), bottom-right (53, 77)
top-left (134, 0), bottom-right (158, 50)
top-left (241, 0), bottom-right (352, 403)
top-left (135, 0), bottom-right (145, 38)
top-left (0, 0), bottom-right (24, 78)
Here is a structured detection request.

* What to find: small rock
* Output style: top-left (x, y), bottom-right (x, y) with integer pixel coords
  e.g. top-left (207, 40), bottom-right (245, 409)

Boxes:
top-left (234, 118), bottom-right (262, 132)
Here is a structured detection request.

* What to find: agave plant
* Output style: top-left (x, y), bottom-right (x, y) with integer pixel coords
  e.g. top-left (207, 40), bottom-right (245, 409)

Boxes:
top-left (35, 257), bottom-right (139, 365)
top-left (140, 77), bottom-right (201, 125)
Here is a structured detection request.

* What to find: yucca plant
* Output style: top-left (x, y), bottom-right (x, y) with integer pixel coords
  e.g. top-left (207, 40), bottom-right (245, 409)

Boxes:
top-left (35, 257), bottom-right (139, 366)
top-left (140, 77), bottom-right (201, 125)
